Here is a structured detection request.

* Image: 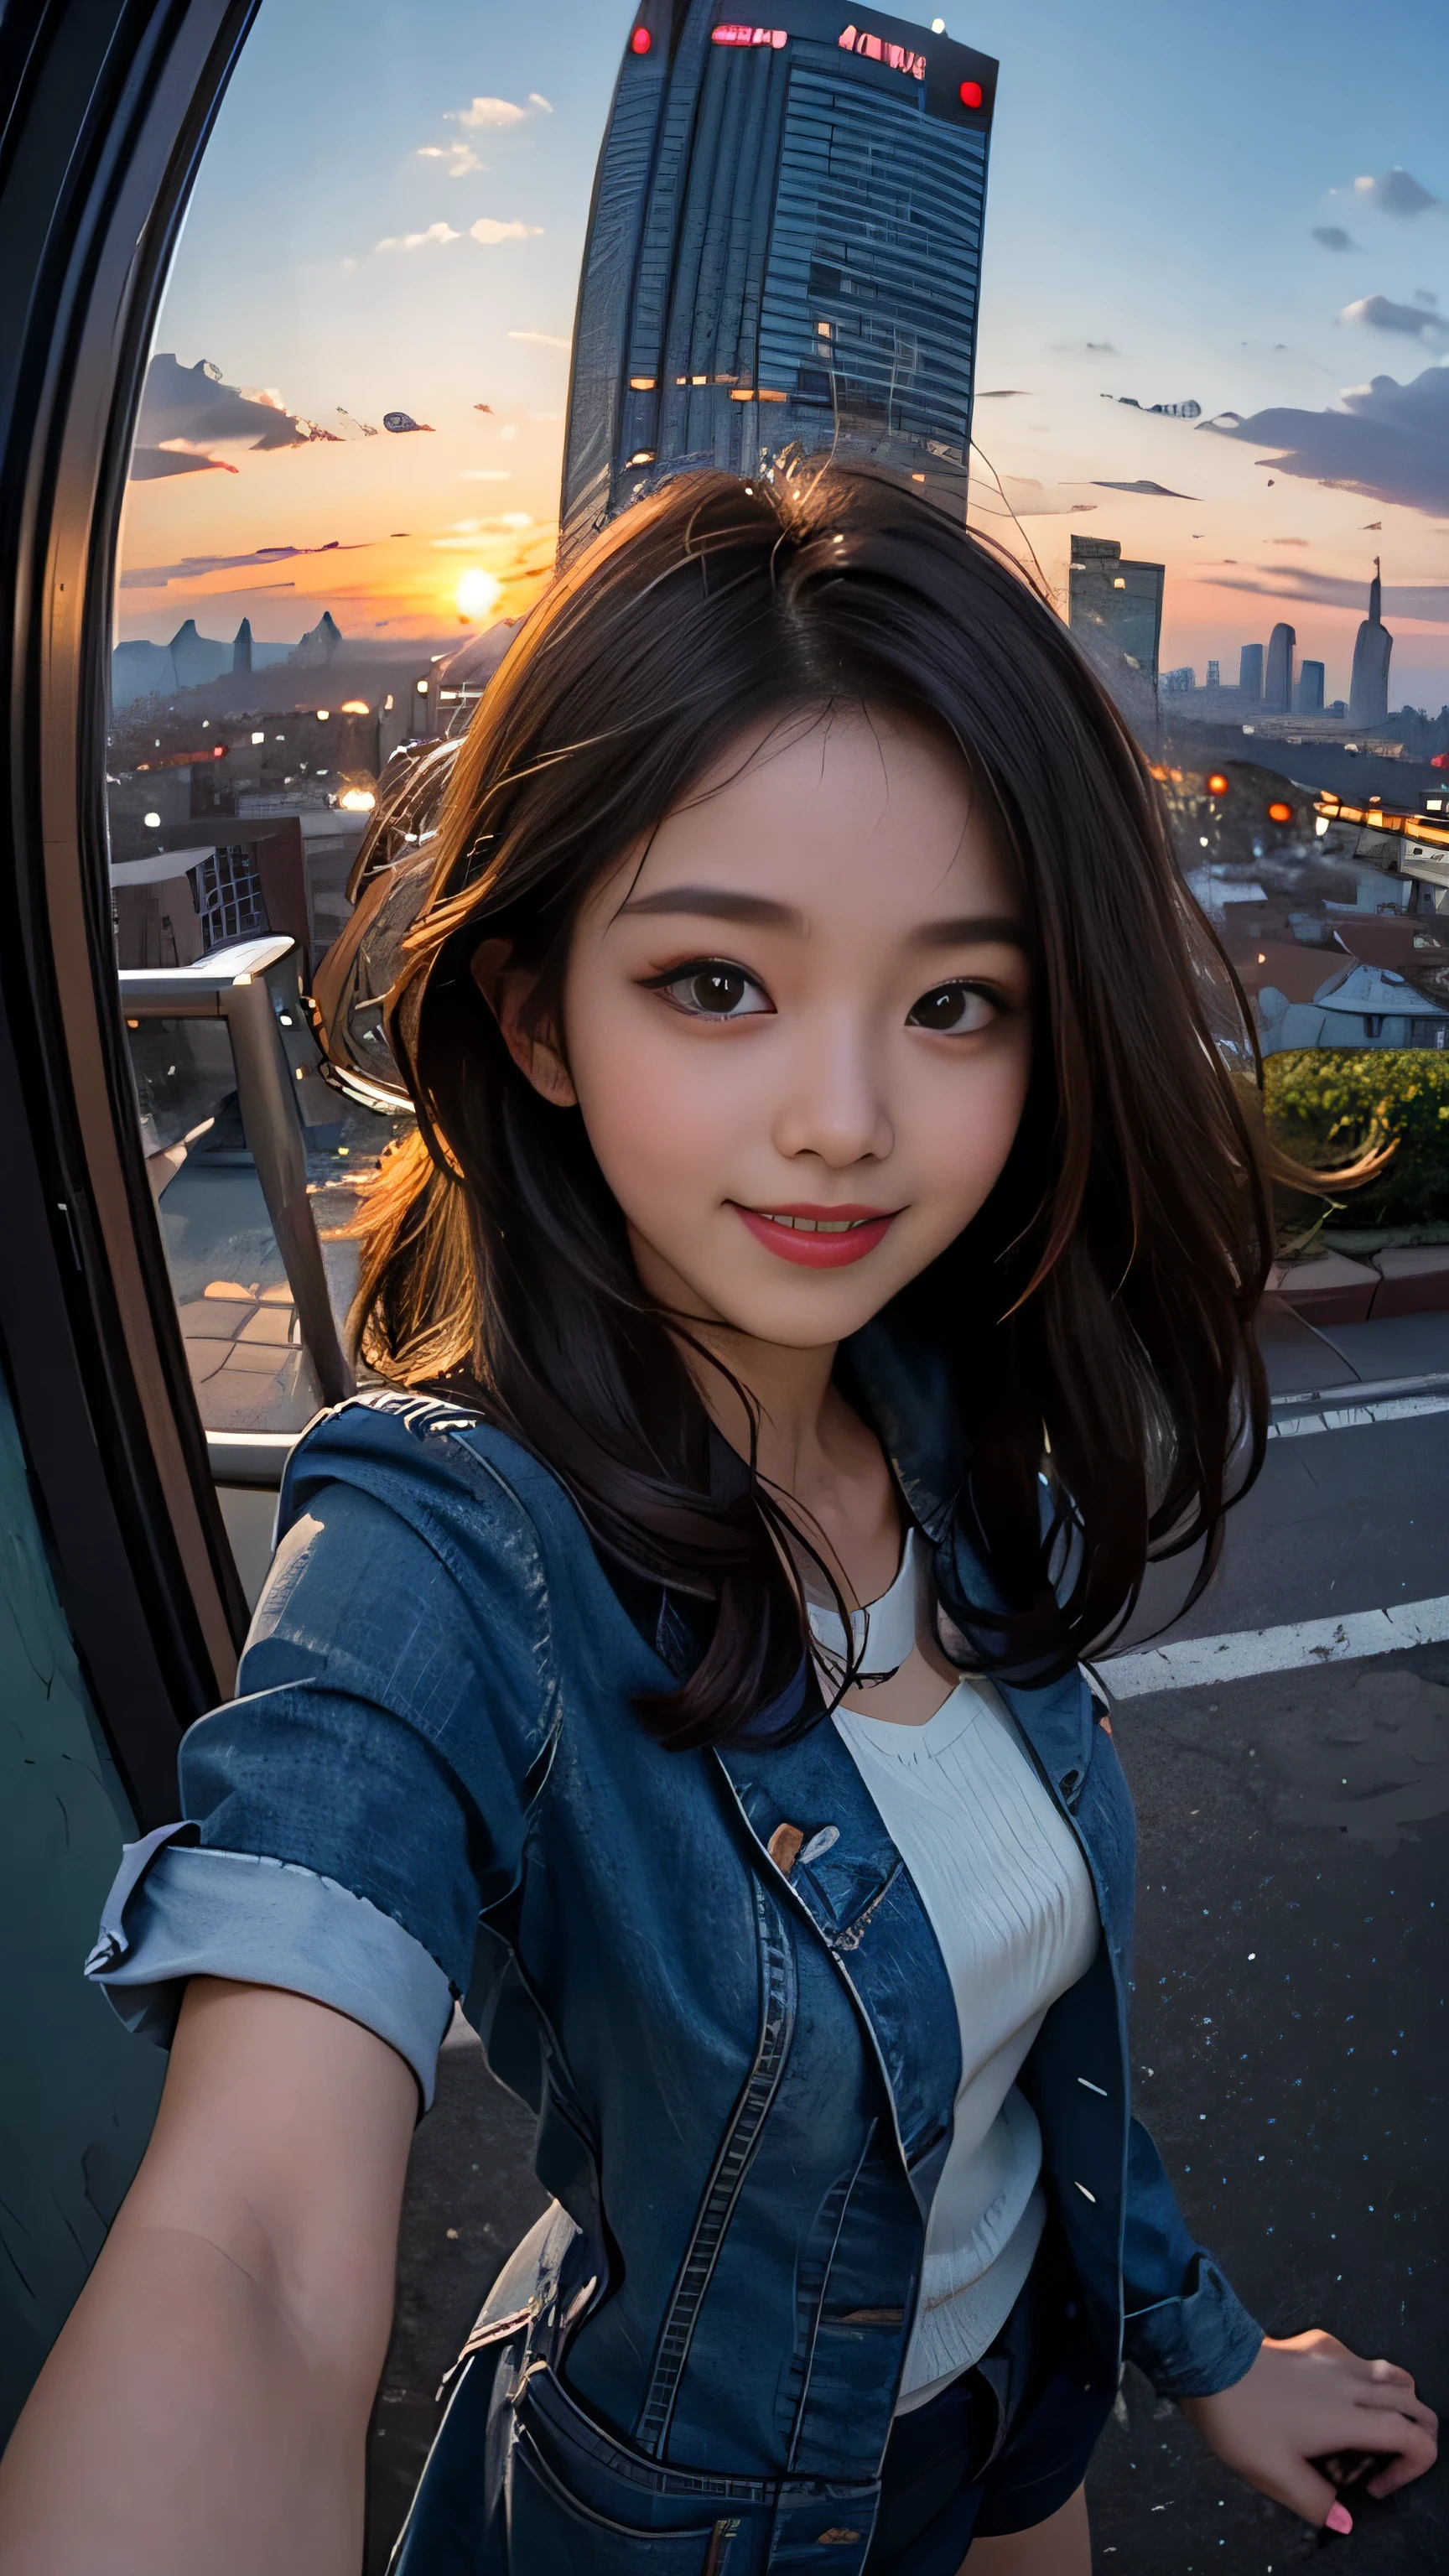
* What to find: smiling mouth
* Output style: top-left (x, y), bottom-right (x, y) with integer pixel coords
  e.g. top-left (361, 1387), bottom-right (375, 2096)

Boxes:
top-left (733, 1202), bottom-right (899, 1267)
top-left (756, 1212), bottom-right (877, 1234)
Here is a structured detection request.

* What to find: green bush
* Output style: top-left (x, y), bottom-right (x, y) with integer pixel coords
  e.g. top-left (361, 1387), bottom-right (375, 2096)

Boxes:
top-left (1265, 1049), bottom-right (1449, 1227)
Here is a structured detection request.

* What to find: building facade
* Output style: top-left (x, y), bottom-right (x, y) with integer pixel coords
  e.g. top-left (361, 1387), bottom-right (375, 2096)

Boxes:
top-left (1294, 657), bottom-right (1325, 716)
top-left (1349, 558), bottom-right (1393, 729)
top-left (1067, 534), bottom-right (1165, 699)
top-left (1264, 621), bottom-right (1295, 715)
top-left (561, 0), bottom-right (997, 556)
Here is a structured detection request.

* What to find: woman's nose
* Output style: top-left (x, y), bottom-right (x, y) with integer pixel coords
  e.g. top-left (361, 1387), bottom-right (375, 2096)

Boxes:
top-left (771, 1015), bottom-right (894, 1168)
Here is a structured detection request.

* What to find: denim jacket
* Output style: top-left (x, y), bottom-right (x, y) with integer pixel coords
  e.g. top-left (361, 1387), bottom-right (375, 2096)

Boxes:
top-left (88, 1338), bottom-right (1262, 2573)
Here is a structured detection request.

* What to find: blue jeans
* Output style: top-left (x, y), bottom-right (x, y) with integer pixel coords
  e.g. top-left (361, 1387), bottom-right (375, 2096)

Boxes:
top-left (391, 2225), bottom-right (1113, 2575)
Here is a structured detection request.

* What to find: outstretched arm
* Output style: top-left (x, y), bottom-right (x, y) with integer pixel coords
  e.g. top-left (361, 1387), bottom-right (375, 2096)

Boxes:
top-left (0, 1976), bottom-right (418, 2576)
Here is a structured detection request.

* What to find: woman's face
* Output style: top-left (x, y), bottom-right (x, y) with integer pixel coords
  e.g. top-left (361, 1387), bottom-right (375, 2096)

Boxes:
top-left (498, 706), bottom-right (1033, 1349)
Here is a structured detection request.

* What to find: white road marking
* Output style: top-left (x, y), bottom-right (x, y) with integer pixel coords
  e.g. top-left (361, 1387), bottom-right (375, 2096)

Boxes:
top-left (1270, 1394), bottom-right (1449, 1438)
top-left (1104, 1596), bottom-right (1449, 1697)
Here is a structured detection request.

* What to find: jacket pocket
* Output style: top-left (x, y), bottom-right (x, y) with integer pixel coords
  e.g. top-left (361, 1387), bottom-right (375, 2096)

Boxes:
top-left (508, 2422), bottom-right (742, 2573)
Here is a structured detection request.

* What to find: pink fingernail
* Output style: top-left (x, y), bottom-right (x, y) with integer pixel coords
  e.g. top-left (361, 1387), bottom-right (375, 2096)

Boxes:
top-left (1326, 2501), bottom-right (1353, 2536)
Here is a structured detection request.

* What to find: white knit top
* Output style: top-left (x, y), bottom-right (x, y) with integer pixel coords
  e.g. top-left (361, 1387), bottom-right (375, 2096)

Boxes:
top-left (808, 1535), bottom-right (1099, 2412)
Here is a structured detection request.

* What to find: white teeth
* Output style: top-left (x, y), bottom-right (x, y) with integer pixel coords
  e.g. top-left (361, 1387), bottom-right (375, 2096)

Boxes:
top-left (764, 1213), bottom-right (864, 1233)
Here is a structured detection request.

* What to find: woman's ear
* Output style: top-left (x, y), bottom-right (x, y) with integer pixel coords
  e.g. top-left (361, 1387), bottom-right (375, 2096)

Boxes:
top-left (470, 937), bottom-right (578, 1108)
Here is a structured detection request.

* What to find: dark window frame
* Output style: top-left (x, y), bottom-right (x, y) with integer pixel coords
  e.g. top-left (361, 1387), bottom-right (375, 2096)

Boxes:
top-left (0, 0), bottom-right (265, 1825)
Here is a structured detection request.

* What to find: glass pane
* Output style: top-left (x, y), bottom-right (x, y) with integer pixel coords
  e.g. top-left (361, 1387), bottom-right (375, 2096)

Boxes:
top-left (105, 0), bottom-right (631, 1424)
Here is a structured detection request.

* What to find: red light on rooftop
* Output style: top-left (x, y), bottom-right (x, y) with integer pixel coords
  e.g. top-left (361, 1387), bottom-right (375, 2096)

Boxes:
top-left (1205, 771), bottom-right (1230, 797)
top-left (958, 77), bottom-right (983, 106)
top-left (630, 23), bottom-right (652, 49)
top-left (1266, 800), bottom-right (1293, 824)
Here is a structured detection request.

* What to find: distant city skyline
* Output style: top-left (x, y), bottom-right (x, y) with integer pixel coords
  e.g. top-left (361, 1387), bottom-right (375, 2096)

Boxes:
top-left (117, 0), bottom-right (1449, 706)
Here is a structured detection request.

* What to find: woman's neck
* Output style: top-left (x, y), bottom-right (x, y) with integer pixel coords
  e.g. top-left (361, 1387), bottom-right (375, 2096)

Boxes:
top-left (631, 1218), bottom-right (901, 1607)
top-left (683, 1315), bottom-right (906, 1611)
top-left (637, 1245), bottom-right (958, 1725)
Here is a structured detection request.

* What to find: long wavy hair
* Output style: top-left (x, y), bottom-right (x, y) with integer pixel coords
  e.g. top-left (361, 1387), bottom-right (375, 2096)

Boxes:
top-left (348, 468), bottom-right (1302, 1744)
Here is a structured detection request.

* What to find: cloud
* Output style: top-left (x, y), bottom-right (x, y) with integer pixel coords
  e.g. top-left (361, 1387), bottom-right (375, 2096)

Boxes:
top-left (418, 142), bottom-right (481, 176)
top-left (1353, 168), bottom-right (1441, 217)
top-left (972, 474), bottom-right (1086, 518)
top-left (1312, 225), bottom-right (1354, 251)
top-left (120, 539), bottom-right (371, 591)
top-left (130, 352), bottom-right (327, 478)
top-left (507, 328), bottom-right (569, 348)
top-left (130, 448), bottom-right (238, 480)
top-left (1202, 565), bottom-right (1449, 626)
top-left (470, 218), bottom-right (543, 246)
top-left (1340, 293), bottom-right (1449, 340)
top-left (1212, 366), bottom-right (1449, 516)
top-left (375, 221), bottom-right (460, 252)
top-left (1091, 478), bottom-right (1199, 498)
top-left (451, 92), bottom-right (553, 129)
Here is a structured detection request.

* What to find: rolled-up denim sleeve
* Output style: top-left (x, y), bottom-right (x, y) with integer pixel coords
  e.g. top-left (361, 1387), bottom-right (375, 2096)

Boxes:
top-left (1120, 2115), bottom-right (1265, 2397)
top-left (85, 1404), bottom-right (559, 2107)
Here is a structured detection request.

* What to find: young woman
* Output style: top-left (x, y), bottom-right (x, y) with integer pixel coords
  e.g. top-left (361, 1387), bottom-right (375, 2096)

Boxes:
top-left (0, 471), bottom-right (1436, 2575)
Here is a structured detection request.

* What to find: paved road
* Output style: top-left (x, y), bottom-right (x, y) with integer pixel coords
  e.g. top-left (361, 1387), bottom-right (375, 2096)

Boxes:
top-left (364, 1306), bottom-right (1449, 2574)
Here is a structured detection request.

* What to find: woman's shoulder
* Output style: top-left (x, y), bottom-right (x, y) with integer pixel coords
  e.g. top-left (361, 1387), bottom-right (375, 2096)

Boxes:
top-left (282, 1387), bottom-right (578, 1545)
top-left (256, 1389), bottom-right (659, 1746)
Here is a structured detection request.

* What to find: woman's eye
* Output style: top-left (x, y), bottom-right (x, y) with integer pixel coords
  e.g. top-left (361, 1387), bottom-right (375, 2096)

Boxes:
top-left (657, 963), bottom-right (771, 1019)
top-left (906, 982), bottom-right (998, 1035)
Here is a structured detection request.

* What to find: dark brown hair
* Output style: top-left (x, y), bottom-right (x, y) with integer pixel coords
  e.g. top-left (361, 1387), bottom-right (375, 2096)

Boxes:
top-left (351, 468), bottom-right (1296, 1742)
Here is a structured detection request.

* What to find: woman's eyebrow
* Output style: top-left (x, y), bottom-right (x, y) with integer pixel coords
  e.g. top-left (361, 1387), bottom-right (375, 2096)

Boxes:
top-left (617, 886), bottom-right (807, 933)
top-left (911, 914), bottom-right (1029, 953)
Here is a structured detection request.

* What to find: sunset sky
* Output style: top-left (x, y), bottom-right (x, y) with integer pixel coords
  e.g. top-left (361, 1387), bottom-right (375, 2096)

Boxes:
top-left (118, 0), bottom-right (1449, 707)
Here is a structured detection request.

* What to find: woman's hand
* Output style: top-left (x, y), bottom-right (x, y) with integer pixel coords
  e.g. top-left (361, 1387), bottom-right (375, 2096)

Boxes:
top-left (1181, 2329), bottom-right (1438, 2531)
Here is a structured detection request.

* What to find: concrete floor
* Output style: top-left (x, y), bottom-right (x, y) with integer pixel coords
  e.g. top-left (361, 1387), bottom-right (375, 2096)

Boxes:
top-left (361, 1307), bottom-right (1449, 2572)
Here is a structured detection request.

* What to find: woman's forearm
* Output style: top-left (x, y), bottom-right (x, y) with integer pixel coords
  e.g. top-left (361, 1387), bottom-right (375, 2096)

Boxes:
top-left (0, 1981), bottom-right (417, 2576)
top-left (0, 2211), bottom-right (383, 2576)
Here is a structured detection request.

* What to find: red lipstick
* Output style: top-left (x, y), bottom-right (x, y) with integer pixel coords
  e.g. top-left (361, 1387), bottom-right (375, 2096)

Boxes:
top-left (733, 1202), bottom-right (898, 1268)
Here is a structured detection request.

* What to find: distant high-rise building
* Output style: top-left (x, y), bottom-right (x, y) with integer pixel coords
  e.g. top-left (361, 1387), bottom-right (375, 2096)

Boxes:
top-left (561, 0), bottom-right (997, 556)
top-left (1349, 558), bottom-right (1393, 726)
top-left (1206, 658), bottom-right (1220, 689)
top-left (1239, 642), bottom-right (1264, 703)
top-left (168, 617), bottom-right (231, 692)
top-left (290, 611), bottom-right (342, 667)
top-left (232, 617), bottom-right (253, 677)
top-left (1294, 658), bottom-right (1324, 715)
top-left (1264, 621), bottom-right (1295, 714)
top-left (1068, 536), bottom-right (1164, 706)
top-left (1161, 665), bottom-right (1195, 695)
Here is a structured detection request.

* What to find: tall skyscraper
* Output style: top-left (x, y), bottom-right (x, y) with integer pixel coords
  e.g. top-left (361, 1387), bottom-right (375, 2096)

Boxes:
top-left (1239, 642), bottom-right (1264, 704)
top-left (1206, 658), bottom-right (1220, 689)
top-left (561, 0), bottom-right (997, 557)
top-left (1349, 558), bottom-right (1393, 727)
top-left (1294, 658), bottom-right (1324, 715)
top-left (1264, 621), bottom-right (1295, 714)
top-left (1067, 535), bottom-right (1164, 710)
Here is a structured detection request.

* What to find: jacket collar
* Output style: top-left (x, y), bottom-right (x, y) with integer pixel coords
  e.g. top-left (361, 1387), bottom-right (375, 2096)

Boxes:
top-left (839, 1315), bottom-right (963, 1544)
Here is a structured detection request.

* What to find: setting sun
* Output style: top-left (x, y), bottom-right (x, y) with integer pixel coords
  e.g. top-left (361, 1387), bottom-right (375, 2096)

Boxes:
top-left (455, 567), bottom-right (502, 623)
